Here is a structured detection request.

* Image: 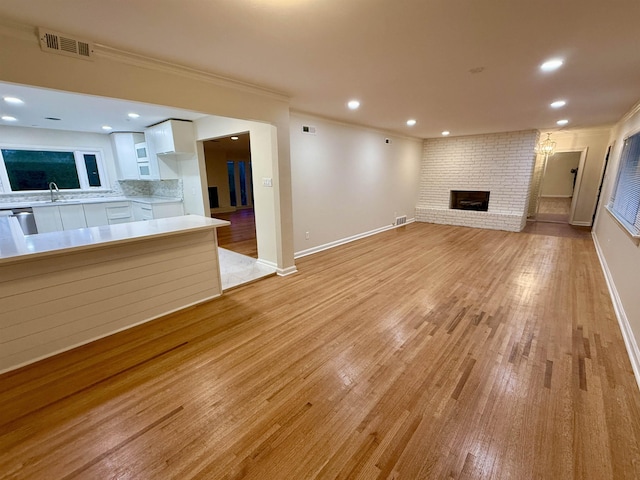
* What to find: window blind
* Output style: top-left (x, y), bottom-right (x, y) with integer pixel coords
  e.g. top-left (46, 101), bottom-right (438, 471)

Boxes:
top-left (611, 132), bottom-right (640, 234)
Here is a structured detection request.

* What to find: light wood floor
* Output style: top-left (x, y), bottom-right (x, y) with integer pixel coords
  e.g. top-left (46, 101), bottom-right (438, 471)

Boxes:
top-left (537, 197), bottom-right (572, 224)
top-left (213, 208), bottom-right (257, 258)
top-left (2, 222), bottom-right (640, 479)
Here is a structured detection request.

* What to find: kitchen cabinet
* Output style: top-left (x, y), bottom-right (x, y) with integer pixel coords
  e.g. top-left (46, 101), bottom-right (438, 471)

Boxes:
top-left (105, 202), bottom-right (133, 224)
top-left (132, 201), bottom-right (184, 221)
top-left (59, 204), bottom-right (87, 230)
top-left (144, 120), bottom-right (195, 180)
top-left (83, 203), bottom-right (109, 227)
top-left (33, 205), bottom-right (63, 233)
top-left (145, 120), bottom-right (195, 155)
top-left (33, 204), bottom-right (87, 232)
top-left (111, 132), bottom-right (145, 180)
top-left (33, 199), bottom-right (182, 233)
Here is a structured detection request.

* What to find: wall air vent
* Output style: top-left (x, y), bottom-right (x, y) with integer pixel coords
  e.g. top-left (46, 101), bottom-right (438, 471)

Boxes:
top-left (38, 28), bottom-right (94, 60)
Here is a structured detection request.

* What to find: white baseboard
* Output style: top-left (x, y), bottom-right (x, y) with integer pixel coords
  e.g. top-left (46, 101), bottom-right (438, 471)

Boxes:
top-left (570, 221), bottom-right (592, 227)
top-left (277, 265), bottom-right (298, 276)
top-left (540, 195), bottom-right (573, 198)
top-left (592, 232), bottom-right (640, 392)
top-left (294, 218), bottom-right (415, 259)
top-left (256, 258), bottom-right (298, 276)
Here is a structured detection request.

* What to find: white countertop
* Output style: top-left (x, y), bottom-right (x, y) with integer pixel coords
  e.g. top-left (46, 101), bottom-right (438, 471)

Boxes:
top-left (0, 196), bottom-right (183, 209)
top-left (0, 214), bottom-right (230, 265)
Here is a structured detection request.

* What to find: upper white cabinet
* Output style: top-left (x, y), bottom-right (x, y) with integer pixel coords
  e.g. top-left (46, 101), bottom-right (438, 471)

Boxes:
top-left (145, 119), bottom-right (195, 155)
top-left (144, 120), bottom-right (195, 180)
top-left (110, 132), bottom-right (146, 180)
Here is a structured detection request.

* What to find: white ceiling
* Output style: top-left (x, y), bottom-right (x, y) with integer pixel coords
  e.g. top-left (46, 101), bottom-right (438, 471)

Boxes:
top-left (0, 82), bottom-right (207, 134)
top-left (0, 0), bottom-right (639, 138)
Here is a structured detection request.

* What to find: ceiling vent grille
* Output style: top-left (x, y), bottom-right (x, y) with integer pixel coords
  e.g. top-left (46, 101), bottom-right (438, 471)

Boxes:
top-left (38, 28), bottom-right (94, 60)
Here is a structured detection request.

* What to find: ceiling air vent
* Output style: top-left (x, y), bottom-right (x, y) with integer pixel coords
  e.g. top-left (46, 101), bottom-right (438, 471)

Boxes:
top-left (38, 28), bottom-right (94, 60)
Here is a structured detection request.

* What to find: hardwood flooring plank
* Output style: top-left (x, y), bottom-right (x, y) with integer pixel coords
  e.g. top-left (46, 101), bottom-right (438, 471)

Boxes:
top-left (1, 223), bottom-right (639, 479)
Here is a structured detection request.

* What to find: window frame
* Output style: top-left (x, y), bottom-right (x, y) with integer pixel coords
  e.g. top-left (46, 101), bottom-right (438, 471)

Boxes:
top-left (0, 144), bottom-right (109, 193)
top-left (607, 130), bottom-right (640, 239)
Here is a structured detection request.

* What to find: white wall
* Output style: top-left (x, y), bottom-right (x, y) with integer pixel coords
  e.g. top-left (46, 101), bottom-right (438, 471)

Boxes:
top-left (0, 18), bottom-right (295, 272)
top-left (416, 130), bottom-right (538, 232)
top-left (195, 115), bottom-right (287, 271)
top-left (593, 102), bottom-right (640, 383)
top-left (544, 128), bottom-right (610, 225)
top-left (540, 152), bottom-right (581, 197)
top-left (0, 125), bottom-right (118, 192)
top-left (290, 113), bottom-right (422, 256)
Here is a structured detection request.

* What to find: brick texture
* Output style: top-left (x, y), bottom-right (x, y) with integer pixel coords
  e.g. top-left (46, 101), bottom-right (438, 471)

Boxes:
top-left (415, 130), bottom-right (538, 232)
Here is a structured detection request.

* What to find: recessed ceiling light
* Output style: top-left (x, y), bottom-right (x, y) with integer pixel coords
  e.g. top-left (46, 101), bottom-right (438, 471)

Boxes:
top-left (347, 100), bottom-right (360, 110)
top-left (550, 100), bottom-right (566, 108)
top-left (540, 58), bottom-right (564, 72)
top-left (3, 96), bottom-right (23, 105)
top-left (1, 115), bottom-right (17, 122)
top-left (442, 131), bottom-right (450, 136)
top-left (127, 113), bottom-right (140, 118)
top-left (231, 136), bottom-right (239, 140)
top-left (102, 125), bottom-right (113, 131)
top-left (556, 119), bottom-right (569, 126)
top-left (406, 119), bottom-right (417, 126)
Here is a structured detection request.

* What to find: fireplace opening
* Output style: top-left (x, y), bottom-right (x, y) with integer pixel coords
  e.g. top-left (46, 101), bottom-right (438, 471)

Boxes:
top-left (450, 190), bottom-right (490, 211)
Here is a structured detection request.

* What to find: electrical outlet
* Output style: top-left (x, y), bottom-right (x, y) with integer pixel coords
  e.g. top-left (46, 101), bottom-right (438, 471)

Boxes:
top-left (305, 231), bottom-right (310, 240)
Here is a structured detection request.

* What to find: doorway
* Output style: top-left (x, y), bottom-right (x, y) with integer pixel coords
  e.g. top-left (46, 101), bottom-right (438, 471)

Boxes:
top-left (202, 133), bottom-right (274, 290)
top-left (533, 150), bottom-right (586, 224)
top-left (202, 133), bottom-right (257, 257)
top-left (536, 151), bottom-right (581, 223)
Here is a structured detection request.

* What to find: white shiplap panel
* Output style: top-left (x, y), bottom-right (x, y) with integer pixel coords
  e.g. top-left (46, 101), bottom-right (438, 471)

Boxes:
top-left (0, 243), bottom-right (216, 320)
top-left (0, 230), bottom-right (215, 289)
top-left (0, 228), bottom-right (222, 373)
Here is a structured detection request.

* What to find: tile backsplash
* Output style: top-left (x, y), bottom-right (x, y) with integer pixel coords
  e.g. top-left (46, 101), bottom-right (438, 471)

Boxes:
top-left (118, 179), bottom-right (183, 198)
top-left (0, 179), bottom-right (183, 204)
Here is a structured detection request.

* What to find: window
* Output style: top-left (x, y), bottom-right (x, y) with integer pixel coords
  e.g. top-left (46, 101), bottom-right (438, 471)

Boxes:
top-left (0, 147), bottom-right (106, 192)
top-left (609, 132), bottom-right (640, 236)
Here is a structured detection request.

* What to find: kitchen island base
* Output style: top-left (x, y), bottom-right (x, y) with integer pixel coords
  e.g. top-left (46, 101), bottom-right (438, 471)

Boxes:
top-left (0, 216), bottom-right (228, 373)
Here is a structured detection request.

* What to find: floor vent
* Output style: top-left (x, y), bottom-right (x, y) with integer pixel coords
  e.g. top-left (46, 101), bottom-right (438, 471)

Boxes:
top-left (38, 28), bottom-right (94, 60)
top-left (395, 215), bottom-right (407, 226)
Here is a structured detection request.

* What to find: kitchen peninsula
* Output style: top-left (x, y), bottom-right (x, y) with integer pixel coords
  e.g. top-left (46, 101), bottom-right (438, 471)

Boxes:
top-left (0, 214), bottom-right (229, 373)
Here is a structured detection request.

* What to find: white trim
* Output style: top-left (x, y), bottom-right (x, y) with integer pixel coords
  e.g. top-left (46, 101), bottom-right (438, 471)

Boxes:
top-left (540, 194), bottom-right (573, 198)
top-left (0, 17), bottom-right (289, 103)
top-left (294, 218), bottom-right (415, 259)
top-left (606, 205), bottom-right (640, 239)
top-left (0, 292), bottom-right (222, 375)
top-left (570, 221), bottom-right (592, 227)
top-left (592, 232), bottom-right (640, 392)
top-left (255, 258), bottom-right (297, 276)
top-left (0, 144), bottom-right (108, 193)
top-left (256, 258), bottom-right (277, 269)
top-left (568, 148), bottom-right (588, 224)
top-left (277, 266), bottom-right (298, 276)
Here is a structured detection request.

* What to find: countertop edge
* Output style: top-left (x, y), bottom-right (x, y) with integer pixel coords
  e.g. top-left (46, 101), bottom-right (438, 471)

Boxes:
top-left (0, 215), bottom-right (230, 265)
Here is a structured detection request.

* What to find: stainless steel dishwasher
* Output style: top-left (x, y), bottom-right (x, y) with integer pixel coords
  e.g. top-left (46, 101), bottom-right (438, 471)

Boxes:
top-left (0, 207), bottom-right (39, 235)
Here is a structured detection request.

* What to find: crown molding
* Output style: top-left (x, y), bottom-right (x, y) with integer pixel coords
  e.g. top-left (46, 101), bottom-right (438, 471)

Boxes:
top-left (620, 98), bottom-right (640, 125)
top-left (0, 16), bottom-right (290, 103)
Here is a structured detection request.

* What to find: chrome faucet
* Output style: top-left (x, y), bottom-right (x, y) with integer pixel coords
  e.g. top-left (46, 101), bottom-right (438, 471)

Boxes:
top-left (48, 182), bottom-right (59, 202)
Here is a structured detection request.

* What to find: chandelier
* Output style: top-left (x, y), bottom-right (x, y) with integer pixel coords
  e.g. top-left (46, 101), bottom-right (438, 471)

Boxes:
top-left (535, 133), bottom-right (556, 157)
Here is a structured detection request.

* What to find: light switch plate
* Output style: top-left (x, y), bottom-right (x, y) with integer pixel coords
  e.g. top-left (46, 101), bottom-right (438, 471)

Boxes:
top-left (262, 177), bottom-right (273, 187)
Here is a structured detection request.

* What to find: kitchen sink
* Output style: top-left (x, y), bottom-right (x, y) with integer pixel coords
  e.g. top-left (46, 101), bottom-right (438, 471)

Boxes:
top-left (41, 199), bottom-right (83, 205)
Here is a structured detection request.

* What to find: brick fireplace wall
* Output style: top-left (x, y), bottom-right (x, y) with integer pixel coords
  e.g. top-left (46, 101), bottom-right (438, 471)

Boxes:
top-left (415, 130), bottom-right (539, 232)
